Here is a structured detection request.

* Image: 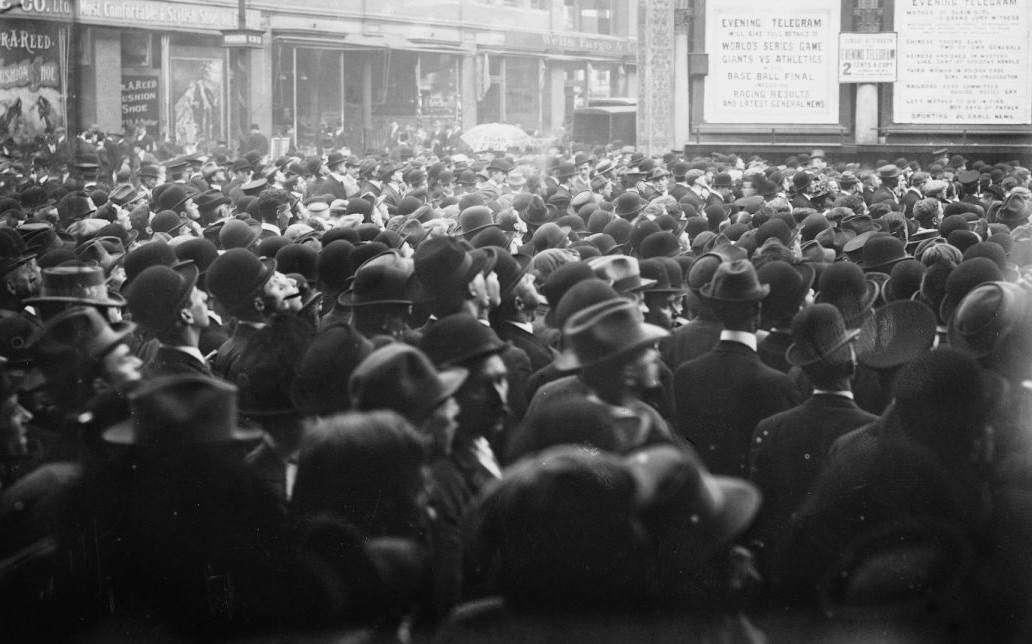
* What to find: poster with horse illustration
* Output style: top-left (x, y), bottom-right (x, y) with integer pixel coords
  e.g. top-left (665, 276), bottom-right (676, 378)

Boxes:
top-left (0, 20), bottom-right (67, 149)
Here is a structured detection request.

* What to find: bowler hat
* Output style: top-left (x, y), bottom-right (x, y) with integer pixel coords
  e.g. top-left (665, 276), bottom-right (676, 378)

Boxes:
top-left (939, 257), bottom-right (1003, 323)
top-left (758, 261), bottom-right (815, 326)
top-left (816, 262), bottom-right (879, 328)
top-left (996, 193), bottom-right (1030, 226)
top-left (349, 343), bottom-right (467, 424)
top-left (861, 234), bottom-right (910, 273)
top-left (856, 300), bottom-right (937, 371)
top-left (638, 231), bottom-right (681, 259)
top-left (786, 303), bottom-right (860, 367)
top-left (588, 255), bottom-right (656, 294)
top-left (206, 248), bottom-right (276, 314)
top-left (614, 192), bottom-right (645, 219)
top-left (125, 263), bottom-right (199, 334)
top-left (219, 217), bottom-right (262, 250)
top-left (639, 258), bottom-right (684, 294)
top-left (338, 250), bottom-right (415, 307)
top-left (291, 323), bottom-right (373, 416)
top-left (0, 228), bottom-right (36, 276)
top-left (555, 297), bottom-right (668, 370)
top-left (493, 250), bottom-right (533, 299)
top-left (103, 375), bottom-right (262, 445)
top-left (458, 205), bottom-right (498, 237)
top-left (30, 305), bottom-right (135, 360)
top-left (882, 259), bottom-right (926, 302)
top-left (877, 164), bottom-right (900, 179)
top-left (419, 312), bottom-right (507, 368)
top-left (554, 161), bottom-right (577, 179)
top-left (26, 265), bottom-right (127, 308)
top-left (155, 184), bottom-right (193, 212)
top-left (701, 259), bottom-right (770, 302)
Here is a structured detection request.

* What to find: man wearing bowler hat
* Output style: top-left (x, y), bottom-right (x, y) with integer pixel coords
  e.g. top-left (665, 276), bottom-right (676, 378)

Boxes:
top-left (126, 263), bottom-right (213, 377)
top-left (206, 249), bottom-right (298, 380)
top-left (674, 259), bottom-right (800, 477)
top-left (748, 303), bottom-right (877, 575)
top-left (338, 249), bottom-right (420, 346)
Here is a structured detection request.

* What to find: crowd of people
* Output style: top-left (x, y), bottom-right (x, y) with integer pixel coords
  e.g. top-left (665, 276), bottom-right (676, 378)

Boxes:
top-left (0, 136), bottom-right (1030, 643)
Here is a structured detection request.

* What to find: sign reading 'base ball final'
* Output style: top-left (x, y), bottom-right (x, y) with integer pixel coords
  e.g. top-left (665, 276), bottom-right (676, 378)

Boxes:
top-left (894, 0), bottom-right (1031, 125)
top-left (705, 0), bottom-right (840, 124)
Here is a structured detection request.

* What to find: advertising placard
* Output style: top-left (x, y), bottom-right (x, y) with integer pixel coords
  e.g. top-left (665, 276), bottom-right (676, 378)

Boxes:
top-left (0, 19), bottom-right (66, 147)
top-left (704, 0), bottom-right (840, 124)
top-left (838, 32), bottom-right (897, 83)
top-left (121, 74), bottom-right (160, 133)
top-left (894, 0), bottom-right (1031, 125)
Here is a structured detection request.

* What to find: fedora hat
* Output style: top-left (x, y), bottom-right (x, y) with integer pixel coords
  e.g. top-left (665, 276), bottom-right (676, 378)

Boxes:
top-left (786, 303), bottom-right (860, 367)
top-left (587, 255), bottom-right (656, 294)
top-left (628, 445), bottom-right (760, 571)
top-left (856, 300), bottom-right (937, 371)
top-left (701, 259), bottom-right (770, 303)
top-left (103, 375), bottom-right (262, 446)
top-left (540, 261), bottom-right (596, 328)
top-left (349, 343), bottom-right (467, 425)
top-left (0, 228), bottom-right (37, 276)
top-left (493, 250), bottom-right (533, 299)
top-left (419, 312), bottom-right (507, 368)
top-left (518, 195), bottom-right (554, 227)
top-left (555, 297), bottom-right (668, 371)
top-left (949, 280), bottom-right (1032, 360)
top-left (337, 249), bottom-right (415, 307)
top-left (860, 234), bottom-right (910, 273)
top-left (26, 265), bottom-right (127, 308)
top-left (413, 236), bottom-right (486, 298)
top-left (30, 305), bottom-right (135, 360)
top-left (996, 193), bottom-right (1030, 226)
top-left (815, 262), bottom-right (879, 328)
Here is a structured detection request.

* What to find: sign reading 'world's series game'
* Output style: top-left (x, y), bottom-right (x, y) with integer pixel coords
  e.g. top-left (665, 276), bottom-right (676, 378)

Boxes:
top-left (894, 0), bottom-right (1031, 125)
top-left (705, 0), bottom-right (840, 124)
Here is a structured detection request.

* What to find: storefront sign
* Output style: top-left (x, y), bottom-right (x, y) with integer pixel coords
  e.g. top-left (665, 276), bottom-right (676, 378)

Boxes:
top-left (222, 29), bottom-right (264, 49)
top-left (503, 31), bottom-right (636, 57)
top-left (894, 0), bottom-right (1030, 125)
top-left (704, 0), bottom-right (840, 124)
top-left (77, 0), bottom-right (256, 32)
top-left (0, 0), bottom-right (73, 19)
top-left (838, 32), bottom-right (896, 83)
top-left (121, 74), bottom-right (159, 132)
top-left (0, 19), bottom-right (65, 146)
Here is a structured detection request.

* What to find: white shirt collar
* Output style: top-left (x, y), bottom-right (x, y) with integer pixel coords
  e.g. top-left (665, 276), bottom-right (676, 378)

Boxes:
top-left (508, 320), bottom-right (534, 334)
top-left (812, 389), bottom-right (855, 400)
top-left (162, 344), bottom-right (207, 365)
top-left (720, 329), bottom-right (757, 352)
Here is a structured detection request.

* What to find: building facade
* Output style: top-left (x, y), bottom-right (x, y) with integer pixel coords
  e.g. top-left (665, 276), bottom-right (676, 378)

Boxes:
top-left (0, 0), bottom-right (638, 157)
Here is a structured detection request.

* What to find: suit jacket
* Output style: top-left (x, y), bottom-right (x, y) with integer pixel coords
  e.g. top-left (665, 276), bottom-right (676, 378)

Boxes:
top-left (211, 323), bottom-right (260, 380)
top-left (495, 322), bottom-right (555, 375)
top-left (673, 340), bottom-right (800, 476)
top-left (748, 394), bottom-right (878, 557)
top-left (660, 317), bottom-right (722, 371)
top-left (869, 186), bottom-right (899, 208)
top-left (144, 345), bottom-right (213, 378)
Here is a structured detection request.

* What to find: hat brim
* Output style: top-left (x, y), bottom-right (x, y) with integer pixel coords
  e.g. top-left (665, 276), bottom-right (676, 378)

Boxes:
top-left (102, 419), bottom-right (263, 445)
top-left (26, 291), bottom-right (128, 309)
top-left (336, 291), bottom-right (413, 308)
top-left (554, 321), bottom-right (669, 372)
top-left (786, 327), bottom-right (861, 367)
top-left (700, 283), bottom-right (771, 303)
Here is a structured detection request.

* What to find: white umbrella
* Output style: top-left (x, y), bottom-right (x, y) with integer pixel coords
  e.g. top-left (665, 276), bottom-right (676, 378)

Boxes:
top-left (460, 122), bottom-right (531, 152)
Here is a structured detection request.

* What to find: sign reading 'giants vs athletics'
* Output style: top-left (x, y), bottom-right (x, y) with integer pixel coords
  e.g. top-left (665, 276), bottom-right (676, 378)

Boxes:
top-left (894, 0), bottom-right (1031, 125)
top-left (704, 0), bottom-right (840, 124)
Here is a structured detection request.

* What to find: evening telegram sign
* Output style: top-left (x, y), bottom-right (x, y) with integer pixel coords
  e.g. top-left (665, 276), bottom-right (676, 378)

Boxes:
top-left (894, 0), bottom-right (1031, 124)
top-left (705, 0), bottom-right (840, 124)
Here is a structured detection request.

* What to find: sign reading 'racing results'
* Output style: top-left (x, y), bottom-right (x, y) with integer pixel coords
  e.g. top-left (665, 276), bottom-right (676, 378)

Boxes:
top-left (894, 0), bottom-right (1031, 125)
top-left (704, 0), bottom-right (840, 124)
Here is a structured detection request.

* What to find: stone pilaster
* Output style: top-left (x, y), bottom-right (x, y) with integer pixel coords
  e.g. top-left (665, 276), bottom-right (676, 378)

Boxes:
top-left (637, 0), bottom-right (676, 155)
